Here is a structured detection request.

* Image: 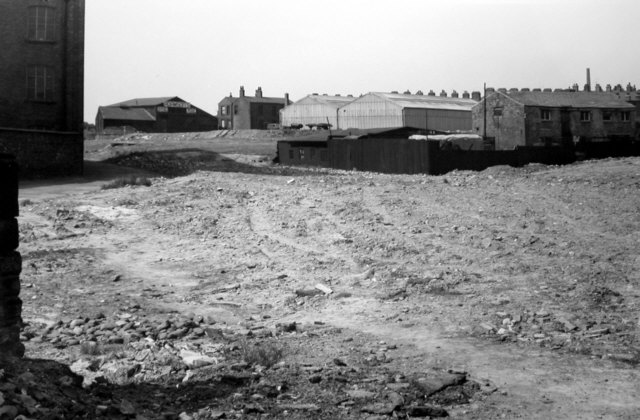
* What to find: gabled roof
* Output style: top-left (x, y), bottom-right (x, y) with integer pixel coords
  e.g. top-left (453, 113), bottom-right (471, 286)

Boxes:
top-left (106, 97), bottom-right (180, 107)
top-left (99, 106), bottom-right (155, 121)
top-left (364, 92), bottom-right (478, 111)
top-left (498, 91), bottom-right (635, 109)
top-left (303, 94), bottom-right (356, 107)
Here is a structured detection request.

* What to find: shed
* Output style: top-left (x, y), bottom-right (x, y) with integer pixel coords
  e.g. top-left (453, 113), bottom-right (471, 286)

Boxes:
top-left (337, 92), bottom-right (477, 131)
top-left (280, 94), bottom-right (355, 129)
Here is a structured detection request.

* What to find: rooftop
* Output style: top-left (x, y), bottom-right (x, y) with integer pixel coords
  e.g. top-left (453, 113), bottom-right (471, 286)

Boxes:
top-left (368, 92), bottom-right (478, 111)
top-left (498, 91), bottom-right (635, 109)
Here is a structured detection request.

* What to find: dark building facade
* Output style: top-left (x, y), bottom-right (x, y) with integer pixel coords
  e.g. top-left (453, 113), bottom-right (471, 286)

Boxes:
top-left (0, 0), bottom-right (85, 176)
top-left (218, 86), bottom-right (290, 130)
top-left (472, 90), bottom-right (636, 150)
top-left (96, 97), bottom-right (218, 134)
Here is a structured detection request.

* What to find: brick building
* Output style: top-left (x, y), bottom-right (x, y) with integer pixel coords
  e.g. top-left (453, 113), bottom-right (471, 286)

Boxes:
top-left (472, 89), bottom-right (636, 150)
top-left (0, 0), bottom-right (85, 177)
top-left (96, 97), bottom-right (218, 134)
top-left (218, 86), bottom-right (290, 130)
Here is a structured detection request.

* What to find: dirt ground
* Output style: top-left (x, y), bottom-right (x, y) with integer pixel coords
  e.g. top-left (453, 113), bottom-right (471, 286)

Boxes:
top-left (5, 132), bottom-right (640, 419)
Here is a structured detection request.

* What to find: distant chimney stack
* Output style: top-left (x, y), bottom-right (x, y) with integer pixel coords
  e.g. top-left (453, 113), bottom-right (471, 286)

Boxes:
top-left (428, 90), bottom-right (436, 96)
top-left (521, 88), bottom-right (530, 92)
top-left (498, 88), bottom-right (507, 93)
top-left (255, 87), bottom-right (263, 98)
top-left (462, 91), bottom-right (470, 98)
top-left (240, 86), bottom-right (245, 97)
top-left (285, 93), bottom-right (290, 105)
top-left (586, 68), bottom-right (591, 92)
top-left (509, 88), bottom-right (519, 93)
top-left (404, 90), bottom-right (411, 95)
top-left (606, 84), bottom-right (612, 92)
top-left (439, 90), bottom-right (447, 97)
top-left (595, 84), bottom-right (603, 92)
top-left (532, 88), bottom-right (542, 92)
top-left (391, 90), bottom-right (399, 94)
top-left (543, 88), bottom-right (552, 92)
top-left (572, 83), bottom-right (579, 92)
top-left (471, 91), bottom-right (481, 101)
top-left (416, 90), bottom-right (424, 95)
top-left (451, 90), bottom-right (459, 98)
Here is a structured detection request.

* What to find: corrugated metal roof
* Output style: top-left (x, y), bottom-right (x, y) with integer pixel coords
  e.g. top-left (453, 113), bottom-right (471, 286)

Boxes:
top-left (500, 91), bottom-right (635, 108)
top-left (306, 94), bottom-right (355, 107)
top-left (99, 107), bottom-right (155, 121)
top-left (371, 92), bottom-right (477, 111)
top-left (107, 97), bottom-right (178, 107)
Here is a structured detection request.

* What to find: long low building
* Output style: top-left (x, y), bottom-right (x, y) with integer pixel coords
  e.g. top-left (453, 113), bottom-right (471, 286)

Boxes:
top-left (280, 91), bottom-right (480, 132)
top-left (280, 94), bottom-right (356, 128)
top-left (338, 92), bottom-right (478, 132)
top-left (96, 96), bottom-right (218, 134)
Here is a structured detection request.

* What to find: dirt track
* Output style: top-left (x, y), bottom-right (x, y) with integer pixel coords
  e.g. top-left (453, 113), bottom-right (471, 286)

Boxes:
top-left (10, 137), bottom-right (640, 419)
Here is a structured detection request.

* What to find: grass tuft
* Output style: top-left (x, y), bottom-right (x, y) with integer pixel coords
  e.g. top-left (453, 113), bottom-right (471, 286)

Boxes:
top-left (240, 340), bottom-right (284, 368)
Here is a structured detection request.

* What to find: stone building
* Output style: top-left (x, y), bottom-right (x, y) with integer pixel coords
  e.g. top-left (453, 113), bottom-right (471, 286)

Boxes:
top-left (217, 86), bottom-right (291, 130)
top-left (96, 97), bottom-right (218, 134)
top-left (472, 90), bottom-right (636, 150)
top-left (0, 0), bottom-right (85, 177)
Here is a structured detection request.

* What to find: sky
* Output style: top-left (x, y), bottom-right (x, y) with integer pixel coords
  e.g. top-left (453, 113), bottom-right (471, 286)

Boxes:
top-left (84, 0), bottom-right (640, 121)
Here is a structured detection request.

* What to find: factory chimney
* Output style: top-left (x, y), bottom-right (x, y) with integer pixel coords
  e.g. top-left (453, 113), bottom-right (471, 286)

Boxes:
top-left (585, 68), bottom-right (591, 92)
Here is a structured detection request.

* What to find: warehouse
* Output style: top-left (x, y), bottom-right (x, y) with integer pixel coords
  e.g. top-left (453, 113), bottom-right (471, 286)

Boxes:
top-left (96, 97), bottom-right (218, 134)
top-left (337, 91), bottom-right (478, 131)
top-left (0, 0), bottom-right (84, 177)
top-left (280, 94), bottom-right (355, 129)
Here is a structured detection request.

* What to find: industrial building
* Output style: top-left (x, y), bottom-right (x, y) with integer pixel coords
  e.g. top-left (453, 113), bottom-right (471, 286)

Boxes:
top-left (280, 94), bottom-right (355, 128)
top-left (218, 86), bottom-right (291, 130)
top-left (336, 91), bottom-right (479, 132)
top-left (472, 89), bottom-right (636, 150)
top-left (95, 97), bottom-right (218, 134)
top-left (0, 0), bottom-right (85, 176)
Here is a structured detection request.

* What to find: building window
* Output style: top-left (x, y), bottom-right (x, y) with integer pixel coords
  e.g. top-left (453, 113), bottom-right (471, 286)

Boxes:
top-left (621, 111), bottom-right (631, 122)
top-left (603, 111), bottom-right (612, 121)
top-left (541, 109), bottom-right (551, 121)
top-left (580, 111), bottom-right (591, 122)
top-left (27, 6), bottom-right (56, 42)
top-left (221, 106), bottom-right (227, 115)
top-left (493, 107), bottom-right (503, 117)
top-left (234, 105), bottom-right (238, 114)
top-left (26, 66), bottom-right (54, 101)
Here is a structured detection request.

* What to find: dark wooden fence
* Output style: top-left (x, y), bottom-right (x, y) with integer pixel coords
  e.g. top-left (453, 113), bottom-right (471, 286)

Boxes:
top-left (278, 137), bottom-right (640, 175)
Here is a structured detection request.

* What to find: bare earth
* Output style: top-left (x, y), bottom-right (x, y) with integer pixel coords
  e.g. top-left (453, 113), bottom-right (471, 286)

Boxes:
top-left (7, 132), bottom-right (640, 419)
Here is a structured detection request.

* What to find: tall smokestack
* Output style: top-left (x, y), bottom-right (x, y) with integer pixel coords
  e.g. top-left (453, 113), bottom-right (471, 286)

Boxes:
top-left (586, 68), bottom-right (591, 92)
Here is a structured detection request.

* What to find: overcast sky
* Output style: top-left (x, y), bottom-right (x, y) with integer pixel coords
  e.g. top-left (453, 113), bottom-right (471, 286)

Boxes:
top-left (84, 0), bottom-right (640, 121)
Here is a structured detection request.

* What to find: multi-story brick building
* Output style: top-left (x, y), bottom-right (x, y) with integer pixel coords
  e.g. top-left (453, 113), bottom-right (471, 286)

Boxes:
top-left (218, 86), bottom-right (290, 130)
top-left (0, 0), bottom-right (85, 177)
top-left (472, 89), bottom-right (636, 150)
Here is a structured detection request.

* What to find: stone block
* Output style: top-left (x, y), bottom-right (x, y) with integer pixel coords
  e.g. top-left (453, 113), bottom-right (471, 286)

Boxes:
top-left (0, 154), bottom-right (19, 218)
top-left (0, 252), bottom-right (21, 275)
top-left (0, 275), bottom-right (21, 297)
top-left (0, 325), bottom-right (24, 358)
top-left (0, 297), bottom-right (22, 328)
top-left (0, 219), bottom-right (19, 252)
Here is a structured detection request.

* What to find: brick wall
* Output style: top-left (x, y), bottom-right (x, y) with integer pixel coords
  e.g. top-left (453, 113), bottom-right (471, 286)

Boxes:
top-left (0, 154), bottom-right (24, 358)
top-left (0, 128), bottom-right (83, 177)
top-left (0, 0), bottom-right (84, 177)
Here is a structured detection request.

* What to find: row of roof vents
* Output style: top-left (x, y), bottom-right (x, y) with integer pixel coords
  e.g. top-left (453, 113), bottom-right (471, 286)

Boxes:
top-left (311, 90), bottom-right (483, 100)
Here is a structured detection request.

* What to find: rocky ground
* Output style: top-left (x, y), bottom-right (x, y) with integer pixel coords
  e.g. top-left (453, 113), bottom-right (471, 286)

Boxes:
top-left (4, 134), bottom-right (640, 419)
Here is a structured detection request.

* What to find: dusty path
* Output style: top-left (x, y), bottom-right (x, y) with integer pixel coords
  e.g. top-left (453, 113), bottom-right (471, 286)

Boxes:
top-left (16, 155), bottom-right (640, 419)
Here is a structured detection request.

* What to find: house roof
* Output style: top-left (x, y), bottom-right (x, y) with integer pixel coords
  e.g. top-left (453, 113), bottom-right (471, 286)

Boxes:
top-left (99, 106), bottom-right (155, 121)
top-left (106, 97), bottom-right (180, 107)
top-left (367, 92), bottom-right (478, 111)
top-left (498, 91), bottom-right (635, 109)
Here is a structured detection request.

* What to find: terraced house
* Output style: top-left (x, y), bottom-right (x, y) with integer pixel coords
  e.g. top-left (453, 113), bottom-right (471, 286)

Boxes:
top-left (0, 0), bottom-right (85, 176)
top-left (473, 89), bottom-right (636, 150)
